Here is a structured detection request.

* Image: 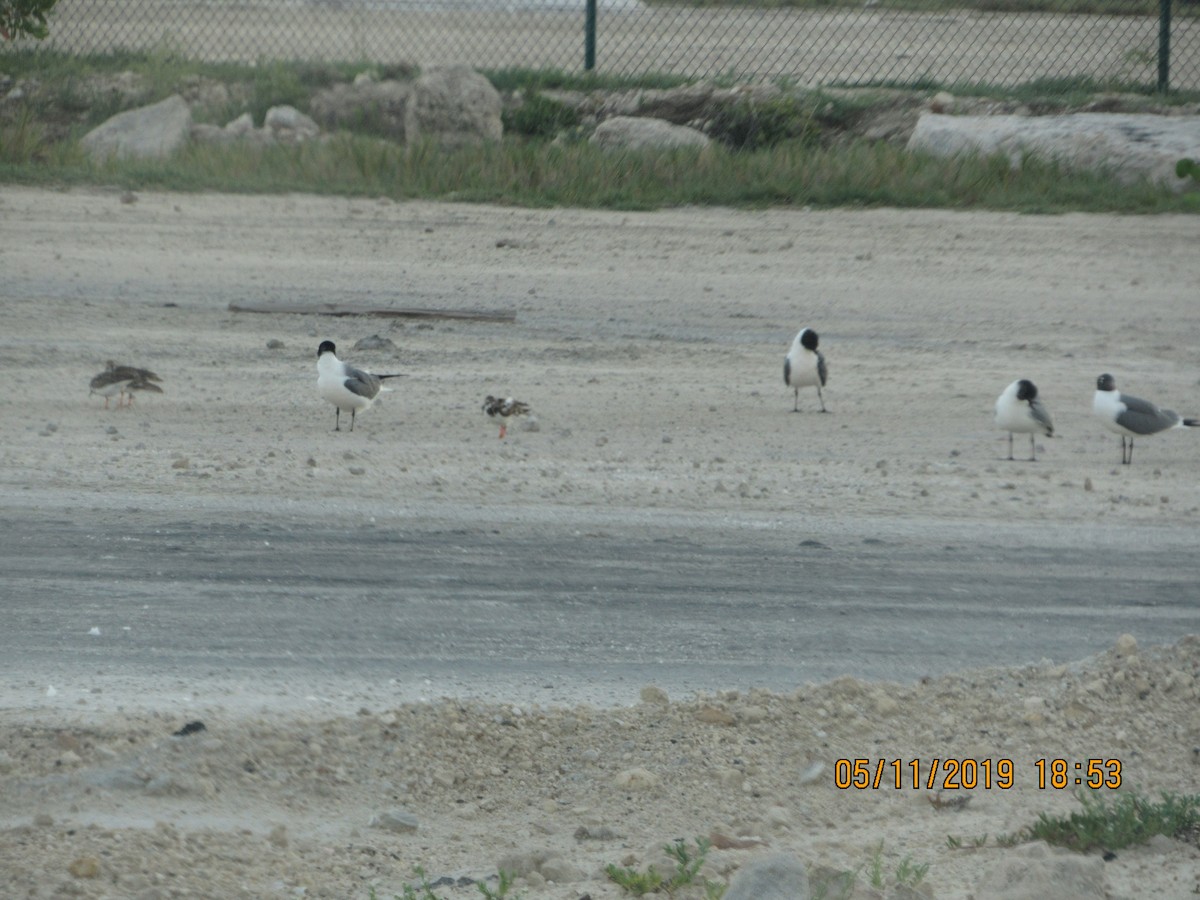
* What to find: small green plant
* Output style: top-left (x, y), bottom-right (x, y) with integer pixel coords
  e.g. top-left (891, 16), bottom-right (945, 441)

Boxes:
top-left (477, 869), bottom-right (522, 900)
top-left (862, 842), bottom-right (929, 891)
top-left (1025, 790), bottom-right (1200, 853)
top-left (1177, 158), bottom-right (1199, 183)
top-left (707, 95), bottom-right (822, 151)
top-left (606, 837), bottom-right (724, 897)
top-left (0, 0), bottom-right (57, 40)
top-left (502, 93), bottom-right (581, 139)
top-left (946, 832), bottom-right (990, 850)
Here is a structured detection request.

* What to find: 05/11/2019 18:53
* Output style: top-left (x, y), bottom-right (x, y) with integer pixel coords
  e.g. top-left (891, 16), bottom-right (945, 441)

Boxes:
top-left (833, 757), bottom-right (1123, 791)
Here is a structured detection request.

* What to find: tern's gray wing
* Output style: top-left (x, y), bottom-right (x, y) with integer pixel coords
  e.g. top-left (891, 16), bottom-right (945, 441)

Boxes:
top-left (816, 351), bottom-right (828, 387)
top-left (1117, 393), bottom-right (1180, 435)
top-left (783, 355), bottom-right (791, 386)
top-left (343, 365), bottom-right (382, 400)
top-left (1028, 397), bottom-right (1054, 435)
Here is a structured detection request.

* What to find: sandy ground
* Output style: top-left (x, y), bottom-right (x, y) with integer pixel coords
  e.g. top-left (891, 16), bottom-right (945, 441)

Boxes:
top-left (1, 187), bottom-right (1199, 898)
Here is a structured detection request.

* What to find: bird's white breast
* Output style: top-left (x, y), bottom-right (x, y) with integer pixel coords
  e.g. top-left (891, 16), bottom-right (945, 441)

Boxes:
top-left (1093, 390), bottom-right (1130, 435)
top-left (786, 346), bottom-right (821, 388)
top-left (318, 356), bottom-right (370, 411)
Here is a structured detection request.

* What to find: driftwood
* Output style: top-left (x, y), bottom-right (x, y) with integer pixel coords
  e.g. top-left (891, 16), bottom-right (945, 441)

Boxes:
top-left (227, 301), bottom-right (515, 323)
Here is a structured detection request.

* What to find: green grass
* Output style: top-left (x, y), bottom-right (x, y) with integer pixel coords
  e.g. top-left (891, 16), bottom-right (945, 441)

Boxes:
top-left (606, 837), bottom-right (725, 897)
top-left (2, 51), bottom-right (1199, 214)
top-left (1026, 791), bottom-right (1200, 853)
top-left (5, 131), bottom-right (1196, 214)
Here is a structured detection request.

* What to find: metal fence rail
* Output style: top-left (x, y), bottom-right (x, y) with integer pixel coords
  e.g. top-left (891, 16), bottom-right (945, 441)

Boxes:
top-left (20, 0), bottom-right (1200, 91)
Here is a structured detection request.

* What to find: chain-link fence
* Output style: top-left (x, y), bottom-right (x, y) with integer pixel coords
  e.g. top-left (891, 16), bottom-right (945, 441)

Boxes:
top-left (20, 0), bottom-right (1200, 91)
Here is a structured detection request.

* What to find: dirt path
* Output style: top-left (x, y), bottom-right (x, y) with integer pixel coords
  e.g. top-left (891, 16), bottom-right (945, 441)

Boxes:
top-left (1, 187), bottom-right (1198, 899)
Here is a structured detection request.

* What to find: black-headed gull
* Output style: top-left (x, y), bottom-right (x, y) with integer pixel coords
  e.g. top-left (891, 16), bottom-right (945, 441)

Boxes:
top-left (89, 361), bottom-right (161, 408)
top-left (316, 340), bottom-right (403, 432)
top-left (483, 395), bottom-right (530, 439)
top-left (1093, 373), bottom-right (1198, 465)
top-left (994, 378), bottom-right (1054, 461)
top-left (784, 327), bottom-right (828, 413)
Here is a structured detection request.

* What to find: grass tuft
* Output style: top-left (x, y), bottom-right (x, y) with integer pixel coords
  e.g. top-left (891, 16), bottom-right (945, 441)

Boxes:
top-left (1026, 791), bottom-right (1200, 853)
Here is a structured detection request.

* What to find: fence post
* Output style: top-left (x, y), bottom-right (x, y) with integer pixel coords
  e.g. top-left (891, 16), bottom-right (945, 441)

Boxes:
top-left (1157, 0), bottom-right (1171, 92)
top-left (585, 0), bottom-right (597, 71)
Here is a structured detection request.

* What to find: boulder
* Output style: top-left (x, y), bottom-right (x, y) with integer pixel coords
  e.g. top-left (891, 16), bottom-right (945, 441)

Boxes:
top-left (974, 841), bottom-right (1105, 899)
top-left (724, 853), bottom-right (810, 900)
top-left (80, 94), bottom-right (192, 162)
top-left (590, 115), bottom-right (711, 151)
top-left (310, 80), bottom-right (412, 141)
top-left (405, 65), bottom-right (502, 149)
top-left (907, 111), bottom-right (1200, 191)
top-left (264, 105), bottom-right (320, 143)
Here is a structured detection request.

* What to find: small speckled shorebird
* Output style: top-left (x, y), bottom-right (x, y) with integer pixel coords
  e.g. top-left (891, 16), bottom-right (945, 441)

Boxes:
top-left (483, 395), bottom-right (531, 439)
top-left (89, 361), bottom-right (162, 408)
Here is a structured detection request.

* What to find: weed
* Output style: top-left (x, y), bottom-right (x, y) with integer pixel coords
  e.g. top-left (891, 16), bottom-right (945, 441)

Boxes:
top-left (502, 93), bottom-right (581, 139)
top-left (606, 837), bottom-right (724, 897)
top-left (1178, 158), bottom-right (1199, 183)
top-left (1025, 791), bottom-right (1200, 853)
top-left (707, 94), bottom-right (823, 150)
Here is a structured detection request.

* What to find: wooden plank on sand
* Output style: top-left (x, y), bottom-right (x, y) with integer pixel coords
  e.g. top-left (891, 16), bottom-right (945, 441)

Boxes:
top-left (227, 301), bottom-right (515, 323)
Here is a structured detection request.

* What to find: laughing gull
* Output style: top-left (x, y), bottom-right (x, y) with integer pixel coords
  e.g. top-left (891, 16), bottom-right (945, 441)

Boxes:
top-left (89, 361), bottom-right (162, 408)
top-left (994, 378), bottom-right (1055, 461)
top-left (1093, 373), bottom-right (1199, 465)
top-left (784, 327), bottom-right (828, 413)
top-left (316, 340), bottom-right (403, 432)
top-left (483, 395), bottom-right (531, 439)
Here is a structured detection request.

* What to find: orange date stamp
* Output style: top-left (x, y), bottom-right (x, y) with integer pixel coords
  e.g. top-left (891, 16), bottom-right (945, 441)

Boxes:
top-left (834, 758), bottom-right (1122, 791)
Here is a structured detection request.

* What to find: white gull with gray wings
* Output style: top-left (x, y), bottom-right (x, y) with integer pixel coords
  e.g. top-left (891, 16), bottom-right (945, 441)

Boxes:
top-left (316, 340), bottom-right (403, 432)
top-left (1092, 373), bottom-right (1198, 465)
top-left (994, 378), bottom-right (1054, 461)
top-left (784, 327), bottom-right (828, 413)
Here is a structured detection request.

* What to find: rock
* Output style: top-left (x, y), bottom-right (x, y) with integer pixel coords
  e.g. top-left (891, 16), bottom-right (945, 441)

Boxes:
top-left (639, 685), bottom-right (669, 705)
top-left (352, 334), bottom-right (397, 351)
top-left (81, 94), bottom-right (192, 162)
top-left (723, 853), bottom-right (809, 900)
top-left (496, 849), bottom-right (550, 877)
top-left (538, 856), bottom-right (585, 882)
top-left (264, 105), bottom-right (320, 143)
top-left (695, 704), bottom-right (736, 725)
top-left (907, 112), bottom-right (1200, 190)
top-left (68, 857), bottom-right (102, 878)
top-left (590, 116), bottom-right (711, 151)
top-left (405, 65), bottom-right (503, 149)
top-left (310, 80), bottom-right (412, 141)
top-left (1114, 633), bottom-right (1138, 657)
top-left (974, 840), bottom-right (1105, 899)
top-left (369, 808), bottom-right (419, 833)
top-left (613, 767), bottom-right (659, 790)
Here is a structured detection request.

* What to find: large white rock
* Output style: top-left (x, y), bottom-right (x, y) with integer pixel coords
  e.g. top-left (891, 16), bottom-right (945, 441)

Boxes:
top-left (908, 112), bottom-right (1200, 191)
top-left (724, 853), bottom-right (809, 900)
top-left (590, 116), bottom-right (711, 151)
top-left (974, 840), bottom-right (1106, 899)
top-left (405, 65), bottom-right (502, 149)
top-left (80, 94), bottom-right (192, 162)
